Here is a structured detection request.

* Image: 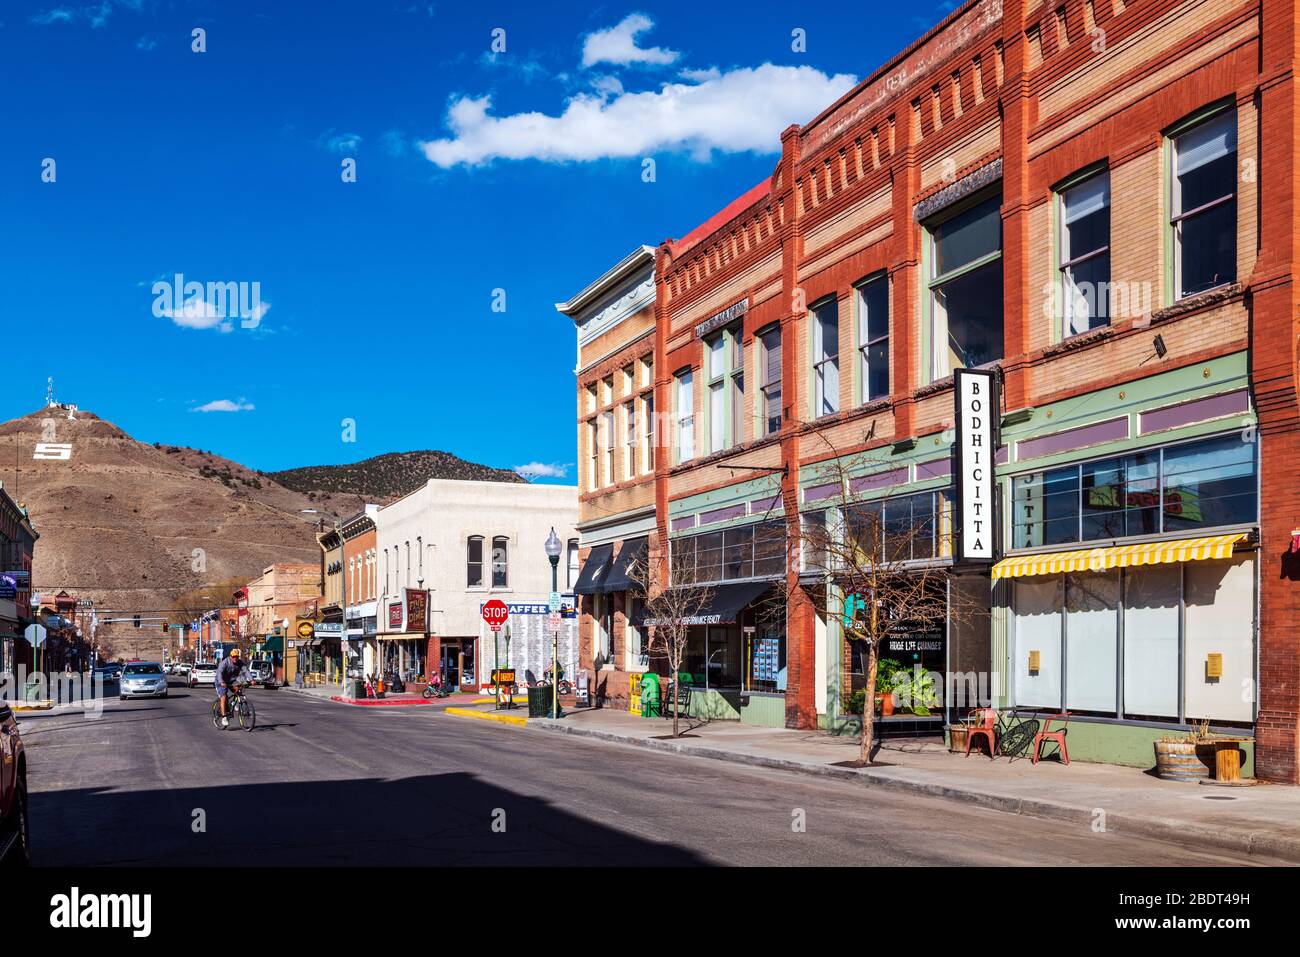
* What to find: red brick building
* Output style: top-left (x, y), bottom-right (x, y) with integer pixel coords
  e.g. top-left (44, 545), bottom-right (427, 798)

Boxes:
top-left (619, 0), bottom-right (1300, 778)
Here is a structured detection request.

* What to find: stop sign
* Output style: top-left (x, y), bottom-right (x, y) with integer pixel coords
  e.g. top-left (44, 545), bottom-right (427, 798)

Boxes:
top-left (481, 599), bottom-right (509, 630)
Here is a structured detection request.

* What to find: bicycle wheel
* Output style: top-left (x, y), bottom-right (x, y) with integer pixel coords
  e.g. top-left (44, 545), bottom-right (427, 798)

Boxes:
top-left (237, 695), bottom-right (256, 731)
top-left (999, 720), bottom-right (1038, 758)
top-left (211, 700), bottom-right (222, 730)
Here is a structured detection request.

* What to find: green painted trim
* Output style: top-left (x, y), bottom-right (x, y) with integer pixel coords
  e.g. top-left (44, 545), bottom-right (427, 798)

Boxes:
top-left (738, 692), bottom-right (787, 728)
top-left (920, 231), bottom-right (932, 384)
top-left (1050, 188), bottom-right (1062, 346)
top-left (669, 474), bottom-right (782, 517)
top-left (1165, 97), bottom-right (1234, 139)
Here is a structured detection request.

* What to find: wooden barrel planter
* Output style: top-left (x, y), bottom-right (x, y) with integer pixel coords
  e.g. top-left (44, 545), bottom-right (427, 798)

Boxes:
top-left (1153, 740), bottom-right (1214, 781)
top-left (947, 724), bottom-right (969, 754)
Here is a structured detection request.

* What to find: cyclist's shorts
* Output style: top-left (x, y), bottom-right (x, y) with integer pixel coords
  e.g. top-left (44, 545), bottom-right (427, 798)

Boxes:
top-left (215, 683), bottom-right (229, 701)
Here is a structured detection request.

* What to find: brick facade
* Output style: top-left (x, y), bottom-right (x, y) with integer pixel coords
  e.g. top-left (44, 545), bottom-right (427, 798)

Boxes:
top-left (634, 0), bottom-right (1300, 777)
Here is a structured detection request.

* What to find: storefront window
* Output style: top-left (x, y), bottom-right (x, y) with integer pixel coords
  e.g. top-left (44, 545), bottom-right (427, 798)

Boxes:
top-left (1064, 571), bottom-right (1118, 713)
top-left (706, 625), bottom-right (742, 689)
top-left (1012, 556), bottom-right (1255, 723)
top-left (674, 521), bottom-right (787, 584)
top-left (1011, 433), bottom-right (1257, 549)
top-left (745, 623), bottom-right (786, 694)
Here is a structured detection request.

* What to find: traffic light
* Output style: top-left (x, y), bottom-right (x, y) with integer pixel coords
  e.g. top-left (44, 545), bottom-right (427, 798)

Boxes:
top-left (133, 614), bottom-right (140, 628)
top-left (161, 620), bottom-right (169, 634)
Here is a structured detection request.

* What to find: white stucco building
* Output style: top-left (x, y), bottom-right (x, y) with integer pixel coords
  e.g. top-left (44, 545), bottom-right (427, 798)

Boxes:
top-left (372, 478), bottom-right (578, 689)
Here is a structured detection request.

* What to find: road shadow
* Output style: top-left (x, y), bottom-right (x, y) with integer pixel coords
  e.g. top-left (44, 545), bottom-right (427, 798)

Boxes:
top-left (31, 773), bottom-right (713, 867)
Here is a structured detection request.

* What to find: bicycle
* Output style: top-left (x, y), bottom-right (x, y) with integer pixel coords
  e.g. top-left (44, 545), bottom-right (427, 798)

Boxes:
top-left (212, 684), bottom-right (256, 732)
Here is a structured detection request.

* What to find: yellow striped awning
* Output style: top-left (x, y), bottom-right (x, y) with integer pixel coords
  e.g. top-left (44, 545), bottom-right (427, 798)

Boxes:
top-left (990, 532), bottom-right (1248, 581)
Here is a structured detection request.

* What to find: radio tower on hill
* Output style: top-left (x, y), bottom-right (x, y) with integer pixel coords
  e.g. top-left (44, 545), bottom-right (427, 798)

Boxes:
top-left (46, 377), bottom-right (77, 419)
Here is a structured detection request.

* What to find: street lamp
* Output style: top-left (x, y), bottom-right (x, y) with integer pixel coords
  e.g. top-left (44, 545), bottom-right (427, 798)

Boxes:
top-left (545, 527), bottom-right (562, 719)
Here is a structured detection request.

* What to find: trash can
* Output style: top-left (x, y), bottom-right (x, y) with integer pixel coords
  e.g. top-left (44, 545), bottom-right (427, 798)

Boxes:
top-left (640, 672), bottom-right (661, 718)
top-left (527, 685), bottom-right (562, 718)
top-left (351, 678), bottom-right (367, 700)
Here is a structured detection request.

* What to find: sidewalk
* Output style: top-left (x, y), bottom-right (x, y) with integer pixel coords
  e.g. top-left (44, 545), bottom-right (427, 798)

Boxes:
top-left (528, 707), bottom-right (1300, 863)
top-left (279, 685), bottom-right (483, 708)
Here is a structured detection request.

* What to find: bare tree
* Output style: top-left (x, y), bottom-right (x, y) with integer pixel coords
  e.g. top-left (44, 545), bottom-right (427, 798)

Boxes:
top-left (627, 544), bottom-right (714, 739)
top-left (793, 438), bottom-right (981, 767)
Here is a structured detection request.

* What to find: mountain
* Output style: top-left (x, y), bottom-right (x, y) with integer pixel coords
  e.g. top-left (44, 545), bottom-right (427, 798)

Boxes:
top-left (267, 449), bottom-right (525, 502)
top-left (0, 408), bottom-right (517, 636)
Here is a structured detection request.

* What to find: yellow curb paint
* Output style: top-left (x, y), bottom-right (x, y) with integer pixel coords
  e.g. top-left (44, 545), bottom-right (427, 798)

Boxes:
top-left (13, 701), bottom-right (54, 711)
top-left (445, 707), bottom-right (527, 727)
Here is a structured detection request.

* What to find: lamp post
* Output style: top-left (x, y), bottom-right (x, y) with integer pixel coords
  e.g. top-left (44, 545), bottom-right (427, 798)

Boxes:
top-left (545, 527), bottom-right (562, 719)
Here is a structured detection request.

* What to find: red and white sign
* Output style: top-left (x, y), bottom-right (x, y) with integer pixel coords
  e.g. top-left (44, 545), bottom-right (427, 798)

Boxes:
top-left (481, 599), bottom-right (509, 632)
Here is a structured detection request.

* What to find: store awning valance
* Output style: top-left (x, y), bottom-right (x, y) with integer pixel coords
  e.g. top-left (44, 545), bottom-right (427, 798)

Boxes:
top-left (639, 580), bottom-right (773, 627)
top-left (573, 544), bottom-right (613, 595)
top-left (990, 532), bottom-right (1248, 581)
top-left (261, 635), bottom-right (283, 653)
top-left (599, 537), bottom-right (647, 594)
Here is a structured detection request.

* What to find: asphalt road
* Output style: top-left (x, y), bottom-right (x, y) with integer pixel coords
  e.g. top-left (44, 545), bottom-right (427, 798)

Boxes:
top-left (15, 679), bottom-right (1282, 866)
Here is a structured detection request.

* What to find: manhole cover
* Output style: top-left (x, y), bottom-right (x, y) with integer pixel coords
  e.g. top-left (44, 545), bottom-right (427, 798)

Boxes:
top-left (1202, 795), bottom-right (1237, 801)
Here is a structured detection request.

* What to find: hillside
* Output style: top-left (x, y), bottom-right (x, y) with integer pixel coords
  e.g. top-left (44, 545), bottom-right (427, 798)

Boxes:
top-left (268, 449), bottom-right (524, 503)
top-left (0, 408), bottom-right (524, 634)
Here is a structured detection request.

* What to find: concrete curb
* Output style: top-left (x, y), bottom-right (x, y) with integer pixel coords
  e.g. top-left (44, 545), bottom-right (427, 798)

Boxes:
top-left (278, 686), bottom-right (435, 707)
top-left (446, 707), bottom-right (527, 727)
top-left (12, 700), bottom-right (54, 711)
top-left (528, 720), bottom-right (1300, 863)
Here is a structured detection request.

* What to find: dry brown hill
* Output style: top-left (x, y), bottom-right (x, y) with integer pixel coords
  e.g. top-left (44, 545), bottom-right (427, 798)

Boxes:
top-left (0, 408), bottom-right (361, 622)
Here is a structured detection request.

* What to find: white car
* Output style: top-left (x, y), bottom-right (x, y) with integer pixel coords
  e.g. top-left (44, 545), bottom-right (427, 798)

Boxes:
top-left (119, 662), bottom-right (169, 700)
top-left (188, 662), bottom-right (217, 687)
top-left (174, 663), bottom-right (191, 678)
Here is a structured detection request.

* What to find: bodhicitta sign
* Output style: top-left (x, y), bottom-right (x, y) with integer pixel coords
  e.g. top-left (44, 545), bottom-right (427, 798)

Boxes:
top-left (953, 368), bottom-right (999, 563)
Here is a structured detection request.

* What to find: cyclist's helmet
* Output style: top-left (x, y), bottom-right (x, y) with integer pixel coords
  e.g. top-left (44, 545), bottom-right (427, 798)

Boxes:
top-left (230, 647), bottom-right (241, 657)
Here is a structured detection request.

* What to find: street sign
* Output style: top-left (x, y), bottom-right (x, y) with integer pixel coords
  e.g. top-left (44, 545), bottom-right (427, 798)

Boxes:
top-left (24, 623), bottom-right (47, 648)
top-left (548, 591), bottom-right (561, 613)
top-left (481, 599), bottom-right (509, 632)
top-left (547, 611), bottom-right (561, 632)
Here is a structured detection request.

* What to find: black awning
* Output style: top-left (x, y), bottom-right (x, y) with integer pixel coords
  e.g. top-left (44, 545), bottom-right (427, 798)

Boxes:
top-left (572, 544), bottom-right (613, 595)
top-left (599, 537), bottom-right (648, 594)
top-left (638, 580), bottom-right (773, 627)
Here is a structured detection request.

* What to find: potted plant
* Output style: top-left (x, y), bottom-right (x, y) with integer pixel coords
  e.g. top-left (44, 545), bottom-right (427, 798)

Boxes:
top-left (873, 658), bottom-right (903, 717)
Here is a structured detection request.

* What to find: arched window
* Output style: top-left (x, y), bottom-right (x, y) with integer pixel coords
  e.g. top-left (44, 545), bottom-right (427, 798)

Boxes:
top-left (492, 536), bottom-right (509, 588)
top-left (467, 536), bottom-right (484, 587)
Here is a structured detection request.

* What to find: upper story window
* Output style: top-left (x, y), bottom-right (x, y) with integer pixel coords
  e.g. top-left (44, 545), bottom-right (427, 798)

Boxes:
top-left (1058, 170), bottom-right (1111, 336)
top-left (640, 356), bottom-right (653, 388)
top-left (585, 384), bottom-right (597, 415)
top-left (927, 191), bottom-right (1003, 378)
top-left (1011, 432), bottom-right (1257, 550)
top-left (759, 325), bottom-right (783, 436)
top-left (676, 369), bottom-right (695, 463)
top-left (706, 325), bottom-right (744, 453)
top-left (587, 419), bottom-right (599, 491)
top-left (467, 536), bottom-right (484, 587)
top-left (856, 274), bottom-right (890, 402)
top-left (492, 536), bottom-right (509, 587)
top-left (811, 298), bottom-right (840, 417)
top-left (624, 399), bottom-right (637, 476)
top-left (566, 538), bottom-right (579, 589)
top-left (602, 410), bottom-right (616, 484)
top-left (602, 375), bottom-right (614, 406)
top-left (1170, 107), bottom-right (1237, 300)
top-left (642, 391), bottom-right (656, 473)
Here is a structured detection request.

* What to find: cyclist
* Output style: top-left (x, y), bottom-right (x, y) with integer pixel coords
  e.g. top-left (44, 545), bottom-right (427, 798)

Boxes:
top-left (215, 647), bottom-right (251, 729)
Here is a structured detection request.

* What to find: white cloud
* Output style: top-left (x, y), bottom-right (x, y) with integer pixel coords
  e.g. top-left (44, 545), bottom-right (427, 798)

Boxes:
top-left (192, 399), bottom-right (255, 414)
top-left (513, 462), bottom-right (570, 480)
top-left (320, 131), bottom-right (362, 154)
top-left (581, 14), bottom-right (678, 68)
top-left (31, 2), bottom-right (117, 29)
top-left (419, 63), bottom-right (857, 167)
top-left (160, 295), bottom-right (270, 333)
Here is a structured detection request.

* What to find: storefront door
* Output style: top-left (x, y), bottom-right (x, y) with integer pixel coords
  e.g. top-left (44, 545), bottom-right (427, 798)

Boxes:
top-left (440, 644), bottom-right (459, 688)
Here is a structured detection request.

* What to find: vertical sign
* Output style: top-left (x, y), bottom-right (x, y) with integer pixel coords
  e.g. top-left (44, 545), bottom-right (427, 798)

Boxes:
top-left (954, 368), bottom-right (998, 563)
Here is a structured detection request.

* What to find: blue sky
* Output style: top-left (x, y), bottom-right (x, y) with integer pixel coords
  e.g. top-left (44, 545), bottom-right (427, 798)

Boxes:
top-left (1, 0), bottom-right (953, 480)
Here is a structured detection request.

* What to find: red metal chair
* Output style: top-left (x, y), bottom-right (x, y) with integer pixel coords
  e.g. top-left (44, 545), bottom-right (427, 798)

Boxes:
top-left (964, 708), bottom-right (998, 759)
top-left (1032, 712), bottom-right (1071, 765)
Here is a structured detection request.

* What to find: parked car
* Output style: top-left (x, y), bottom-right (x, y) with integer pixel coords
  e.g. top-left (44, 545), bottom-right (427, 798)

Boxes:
top-left (92, 664), bottom-right (121, 684)
top-left (248, 659), bottom-right (277, 688)
top-left (119, 662), bottom-right (169, 700)
top-left (0, 701), bottom-right (29, 864)
top-left (174, 663), bottom-right (191, 678)
top-left (188, 662), bottom-right (217, 688)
